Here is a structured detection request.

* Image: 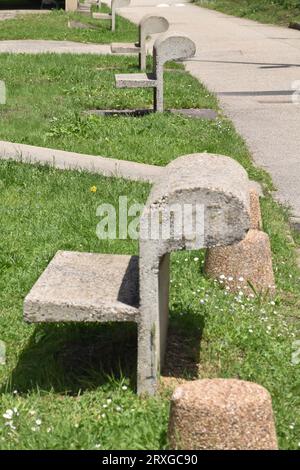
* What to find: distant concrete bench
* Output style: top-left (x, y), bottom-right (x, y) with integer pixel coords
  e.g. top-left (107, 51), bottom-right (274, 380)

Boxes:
top-left (65, 0), bottom-right (79, 11)
top-left (24, 153), bottom-right (250, 395)
top-left (65, 0), bottom-right (99, 14)
top-left (93, 0), bottom-right (130, 32)
top-left (111, 15), bottom-right (169, 71)
top-left (115, 33), bottom-right (196, 112)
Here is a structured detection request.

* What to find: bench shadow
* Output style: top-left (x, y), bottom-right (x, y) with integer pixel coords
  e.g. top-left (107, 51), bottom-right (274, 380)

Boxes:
top-left (5, 310), bottom-right (203, 396)
top-left (163, 309), bottom-right (204, 381)
top-left (4, 323), bottom-right (138, 395)
top-left (86, 109), bottom-right (153, 117)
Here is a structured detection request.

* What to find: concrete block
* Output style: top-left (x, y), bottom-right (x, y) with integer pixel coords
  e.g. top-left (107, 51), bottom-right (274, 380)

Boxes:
top-left (111, 42), bottom-right (140, 54)
top-left (249, 188), bottom-right (263, 230)
top-left (204, 229), bottom-right (276, 296)
top-left (168, 379), bottom-right (278, 450)
top-left (93, 12), bottom-right (111, 20)
top-left (115, 72), bottom-right (157, 88)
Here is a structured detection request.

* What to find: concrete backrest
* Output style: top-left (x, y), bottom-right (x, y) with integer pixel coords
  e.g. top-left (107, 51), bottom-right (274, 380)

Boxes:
top-left (137, 153), bottom-right (250, 394)
top-left (153, 33), bottom-right (196, 77)
top-left (139, 15), bottom-right (169, 45)
top-left (65, 0), bottom-right (78, 11)
top-left (112, 0), bottom-right (130, 10)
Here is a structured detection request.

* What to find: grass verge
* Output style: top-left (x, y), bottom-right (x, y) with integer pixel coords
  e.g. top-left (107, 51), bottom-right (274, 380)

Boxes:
top-left (0, 9), bottom-right (137, 43)
top-left (197, 0), bottom-right (300, 26)
top-left (0, 52), bottom-right (267, 182)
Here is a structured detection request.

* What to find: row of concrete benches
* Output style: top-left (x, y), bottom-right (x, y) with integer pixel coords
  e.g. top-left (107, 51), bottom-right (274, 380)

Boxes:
top-left (66, 0), bottom-right (130, 32)
top-left (65, 2), bottom-right (196, 112)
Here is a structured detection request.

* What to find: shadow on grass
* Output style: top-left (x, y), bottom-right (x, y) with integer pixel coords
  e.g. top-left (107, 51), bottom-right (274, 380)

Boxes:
top-left (163, 309), bottom-right (204, 380)
top-left (5, 312), bottom-right (204, 395)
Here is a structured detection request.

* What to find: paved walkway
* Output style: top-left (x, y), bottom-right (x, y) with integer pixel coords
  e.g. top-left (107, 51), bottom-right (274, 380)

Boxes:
top-left (0, 40), bottom-right (111, 54)
top-left (118, 1), bottom-right (300, 226)
top-left (0, 10), bottom-right (50, 21)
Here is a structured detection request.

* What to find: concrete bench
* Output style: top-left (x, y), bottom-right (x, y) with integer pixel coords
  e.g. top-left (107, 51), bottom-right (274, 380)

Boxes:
top-left (111, 15), bottom-right (169, 71)
top-left (93, 0), bottom-right (130, 32)
top-left (115, 33), bottom-right (196, 112)
top-left (65, 0), bottom-right (99, 14)
top-left (24, 153), bottom-right (250, 395)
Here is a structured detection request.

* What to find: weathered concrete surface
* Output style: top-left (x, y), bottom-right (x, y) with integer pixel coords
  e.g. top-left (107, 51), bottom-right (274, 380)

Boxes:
top-left (0, 140), bottom-right (163, 183)
top-left (24, 251), bottom-right (140, 323)
top-left (94, 0), bottom-right (131, 31)
top-left (116, 72), bottom-right (156, 87)
top-left (204, 229), bottom-right (276, 296)
top-left (138, 153), bottom-right (251, 395)
top-left (65, 0), bottom-right (78, 11)
top-left (112, 15), bottom-right (169, 71)
top-left (22, 152), bottom-right (251, 395)
top-left (153, 33), bottom-right (196, 112)
top-left (249, 188), bottom-right (263, 230)
top-left (93, 12), bottom-right (111, 20)
top-left (118, 1), bottom-right (300, 224)
top-left (0, 140), bottom-right (263, 189)
top-left (116, 33), bottom-right (196, 112)
top-left (168, 379), bottom-right (278, 450)
top-left (0, 10), bottom-right (50, 21)
top-left (138, 15), bottom-right (169, 70)
top-left (111, 42), bottom-right (140, 54)
top-left (0, 40), bottom-right (111, 55)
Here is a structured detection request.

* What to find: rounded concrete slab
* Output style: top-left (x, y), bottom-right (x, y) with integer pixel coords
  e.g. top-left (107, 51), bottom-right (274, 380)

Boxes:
top-left (142, 153), bottom-right (250, 249)
top-left (140, 14), bottom-right (169, 35)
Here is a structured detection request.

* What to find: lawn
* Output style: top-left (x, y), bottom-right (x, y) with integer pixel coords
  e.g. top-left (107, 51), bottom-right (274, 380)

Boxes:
top-left (0, 52), bottom-right (267, 181)
top-left (0, 9), bottom-right (137, 43)
top-left (197, 0), bottom-right (300, 26)
top-left (0, 50), bottom-right (299, 449)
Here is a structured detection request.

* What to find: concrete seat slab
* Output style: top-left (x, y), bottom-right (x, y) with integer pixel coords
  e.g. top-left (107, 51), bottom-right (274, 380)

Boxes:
top-left (24, 251), bottom-right (140, 323)
top-left (111, 42), bottom-right (141, 54)
top-left (93, 12), bottom-right (111, 20)
top-left (115, 73), bottom-right (157, 88)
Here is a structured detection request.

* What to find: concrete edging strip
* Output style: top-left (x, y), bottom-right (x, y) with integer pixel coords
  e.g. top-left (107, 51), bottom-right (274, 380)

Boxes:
top-left (0, 140), bottom-right (163, 183)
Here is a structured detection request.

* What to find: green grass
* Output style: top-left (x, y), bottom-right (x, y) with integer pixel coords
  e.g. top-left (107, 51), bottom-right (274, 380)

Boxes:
top-left (0, 42), bottom-right (299, 450)
top-left (197, 0), bottom-right (300, 26)
top-left (0, 160), bottom-right (299, 449)
top-left (0, 53), bottom-right (269, 184)
top-left (0, 9), bottom-right (137, 43)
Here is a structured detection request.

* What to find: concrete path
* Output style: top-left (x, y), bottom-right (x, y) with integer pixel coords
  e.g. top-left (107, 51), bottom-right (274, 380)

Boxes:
top-left (117, 1), bottom-right (300, 226)
top-left (0, 40), bottom-right (111, 55)
top-left (0, 10), bottom-right (50, 21)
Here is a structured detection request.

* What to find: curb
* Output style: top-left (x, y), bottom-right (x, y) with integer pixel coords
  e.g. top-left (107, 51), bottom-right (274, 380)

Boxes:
top-left (0, 140), bottom-right (162, 183)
